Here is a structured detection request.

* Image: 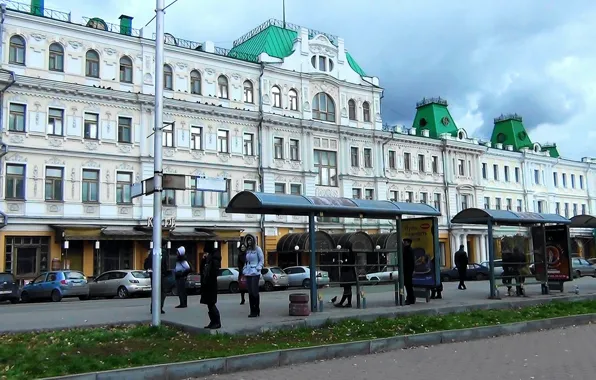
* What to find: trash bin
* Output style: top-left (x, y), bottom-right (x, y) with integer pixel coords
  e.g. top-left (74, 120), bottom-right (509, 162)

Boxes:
top-left (289, 293), bottom-right (310, 316)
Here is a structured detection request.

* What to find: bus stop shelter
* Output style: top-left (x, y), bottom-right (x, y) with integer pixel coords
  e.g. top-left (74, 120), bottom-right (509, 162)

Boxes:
top-left (451, 208), bottom-right (571, 299)
top-left (225, 191), bottom-right (441, 311)
top-left (569, 214), bottom-right (596, 228)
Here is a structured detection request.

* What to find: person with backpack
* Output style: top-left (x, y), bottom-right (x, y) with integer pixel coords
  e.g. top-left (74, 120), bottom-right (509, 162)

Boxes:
top-left (144, 249), bottom-right (169, 314)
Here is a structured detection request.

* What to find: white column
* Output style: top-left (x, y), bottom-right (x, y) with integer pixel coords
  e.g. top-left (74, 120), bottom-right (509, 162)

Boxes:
top-left (480, 234), bottom-right (487, 262)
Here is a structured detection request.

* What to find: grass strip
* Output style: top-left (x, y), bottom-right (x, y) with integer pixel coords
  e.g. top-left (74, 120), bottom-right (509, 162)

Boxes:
top-left (2, 300), bottom-right (596, 379)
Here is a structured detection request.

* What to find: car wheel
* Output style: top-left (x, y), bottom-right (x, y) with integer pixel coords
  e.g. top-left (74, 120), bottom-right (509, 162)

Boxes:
top-left (369, 277), bottom-right (380, 285)
top-left (441, 275), bottom-right (450, 282)
top-left (9, 298), bottom-right (19, 304)
top-left (302, 279), bottom-right (311, 289)
top-left (575, 270), bottom-right (582, 278)
top-left (20, 291), bottom-right (30, 303)
top-left (264, 281), bottom-right (274, 292)
top-left (117, 286), bottom-right (129, 299)
top-left (476, 273), bottom-right (487, 281)
top-left (51, 289), bottom-right (62, 302)
top-left (229, 282), bottom-right (239, 294)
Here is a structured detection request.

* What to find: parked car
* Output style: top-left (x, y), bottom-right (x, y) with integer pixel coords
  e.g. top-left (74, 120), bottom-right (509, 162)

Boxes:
top-left (185, 272), bottom-right (201, 295)
top-left (217, 268), bottom-right (264, 293)
top-left (440, 264), bottom-right (490, 282)
top-left (365, 265), bottom-right (399, 284)
top-left (571, 257), bottom-right (596, 278)
top-left (0, 272), bottom-right (20, 304)
top-left (283, 266), bottom-right (330, 288)
top-left (20, 271), bottom-right (89, 302)
top-left (480, 259), bottom-right (504, 278)
top-left (88, 270), bottom-right (151, 299)
top-left (261, 267), bottom-right (289, 291)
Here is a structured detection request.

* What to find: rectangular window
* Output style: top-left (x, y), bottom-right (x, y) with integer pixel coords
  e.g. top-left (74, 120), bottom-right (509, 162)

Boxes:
top-left (162, 189), bottom-right (175, 206)
top-left (555, 202), bottom-right (561, 215)
top-left (389, 190), bottom-right (399, 202)
top-left (365, 189), bottom-right (374, 200)
top-left (191, 126), bottom-right (203, 150)
top-left (495, 197), bottom-right (502, 210)
top-left (45, 167), bottom-right (63, 201)
top-left (117, 117), bottom-right (132, 143)
top-left (388, 150), bottom-right (396, 169)
top-left (493, 164), bottom-right (499, 180)
top-left (420, 192), bottom-right (428, 204)
top-left (290, 183), bottom-right (302, 195)
top-left (506, 198), bottom-right (512, 211)
top-left (562, 173), bottom-right (567, 187)
top-left (582, 204), bottom-right (587, 215)
top-left (47, 108), bottom-right (64, 136)
top-left (217, 130), bottom-right (229, 153)
top-left (116, 172), bottom-right (132, 204)
top-left (243, 181), bottom-right (256, 192)
top-left (431, 156), bottom-right (439, 173)
top-left (404, 152), bottom-right (411, 171)
top-left (538, 201), bottom-right (546, 214)
top-left (460, 194), bottom-right (469, 210)
top-left (515, 167), bottom-right (520, 183)
top-left (433, 193), bottom-right (441, 212)
top-left (484, 197), bottom-right (490, 210)
top-left (191, 177), bottom-right (205, 207)
top-left (313, 150), bottom-right (337, 187)
top-left (406, 191), bottom-right (414, 203)
top-left (243, 133), bottom-right (254, 156)
top-left (5, 164), bottom-right (25, 200)
top-left (9, 104), bottom-right (26, 132)
top-left (573, 203), bottom-right (578, 216)
top-left (580, 175), bottom-right (585, 190)
top-left (162, 123), bottom-right (174, 147)
top-left (274, 183), bottom-right (286, 194)
top-left (418, 154), bottom-right (425, 172)
top-left (290, 139), bottom-right (300, 160)
top-left (517, 199), bottom-right (523, 212)
top-left (81, 169), bottom-right (99, 203)
top-left (351, 147), bottom-right (359, 167)
top-left (553, 172), bottom-right (558, 187)
top-left (482, 163), bottom-right (487, 179)
top-left (363, 148), bottom-right (372, 168)
top-left (564, 203), bottom-right (569, 217)
top-left (352, 188), bottom-right (362, 199)
top-left (571, 174), bottom-right (576, 189)
top-left (534, 169), bottom-right (540, 185)
top-left (458, 159), bottom-right (465, 176)
top-left (273, 137), bottom-right (284, 159)
top-left (504, 166), bottom-right (510, 182)
top-left (84, 113), bottom-right (99, 140)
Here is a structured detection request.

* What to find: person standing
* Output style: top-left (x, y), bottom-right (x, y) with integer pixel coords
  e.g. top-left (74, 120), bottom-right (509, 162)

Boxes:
top-left (454, 244), bottom-right (469, 290)
top-left (402, 238), bottom-right (416, 305)
top-left (200, 249), bottom-right (221, 329)
top-left (242, 234), bottom-right (264, 318)
top-left (237, 242), bottom-right (247, 305)
top-left (174, 246), bottom-right (192, 309)
top-left (144, 249), bottom-right (169, 314)
top-left (333, 250), bottom-right (356, 308)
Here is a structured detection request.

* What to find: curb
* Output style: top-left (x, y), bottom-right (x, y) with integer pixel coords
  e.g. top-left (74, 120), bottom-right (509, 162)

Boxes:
top-left (43, 313), bottom-right (596, 380)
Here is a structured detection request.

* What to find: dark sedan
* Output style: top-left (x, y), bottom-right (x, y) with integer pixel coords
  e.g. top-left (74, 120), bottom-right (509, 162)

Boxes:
top-left (440, 264), bottom-right (490, 282)
top-left (0, 272), bottom-right (20, 304)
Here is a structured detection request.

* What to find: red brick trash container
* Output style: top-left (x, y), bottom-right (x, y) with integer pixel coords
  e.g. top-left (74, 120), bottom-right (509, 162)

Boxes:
top-left (289, 293), bottom-right (310, 316)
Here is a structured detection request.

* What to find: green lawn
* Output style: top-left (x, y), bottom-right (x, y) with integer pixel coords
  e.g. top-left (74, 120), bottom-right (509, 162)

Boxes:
top-left (2, 300), bottom-right (596, 379)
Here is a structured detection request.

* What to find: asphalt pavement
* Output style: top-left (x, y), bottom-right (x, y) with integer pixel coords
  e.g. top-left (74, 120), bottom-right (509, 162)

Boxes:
top-left (195, 324), bottom-right (596, 380)
top-left (2, 277), bottom-right (596, 334)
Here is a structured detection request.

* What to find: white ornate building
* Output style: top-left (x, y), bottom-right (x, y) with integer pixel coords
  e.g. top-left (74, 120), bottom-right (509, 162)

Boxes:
top-left (0, 1), bottom-right (594, 280)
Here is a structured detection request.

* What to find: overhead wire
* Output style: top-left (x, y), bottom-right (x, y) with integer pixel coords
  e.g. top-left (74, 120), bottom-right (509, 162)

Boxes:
top-left (144, 0), bottom-right (180, 28)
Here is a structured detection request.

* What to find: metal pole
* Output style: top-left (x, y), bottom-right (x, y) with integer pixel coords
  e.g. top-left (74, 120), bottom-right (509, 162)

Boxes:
top-left (151, 0), bottom-right (165, 327)
top-left (282, 0), bottom-right (286, 28)
top-left (308, 213), bottom-right (317, 312)
top-left (487, 220), bottom-right (496, 299)
top-left (396, 216), bottom-right (404, 306)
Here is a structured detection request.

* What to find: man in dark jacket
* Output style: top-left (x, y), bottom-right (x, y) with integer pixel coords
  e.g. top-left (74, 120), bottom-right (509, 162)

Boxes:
top-left (402, 238), bottom-right (416, 305)
top-left (454, 245), bottom-right (469, 290)
top-left (201, 250), bottom-right (222, 329)
top-left (144, 249), bottom-right (169, 314)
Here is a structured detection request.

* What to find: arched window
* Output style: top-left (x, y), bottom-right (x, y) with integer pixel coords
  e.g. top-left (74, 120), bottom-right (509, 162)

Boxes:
top-left (288, 89), bottom-right (298, 111)
top-left (312, 92), bottom-right (336, 122)
top-left (85, 50), bottom-right (100, 78)
top-left (348, 99), bottom-right (356, 120)
top-left (9, 35), bottom-right (26, 65)
top-left (271, 86), bottom-right (282, 108)
top-left (190, 70), bottom-right (201, 95)
top-left (243, 80), bottom-right (253, 103)
top-left (48, 43), bottom-right (64, 71)
top-left (363, 101), bottom-right (371, 122)
top-left (119, 56), bottom-right (133, 83)
top-left (163, 64), bottom-right (173, 90)
top-left (218, 75), bottom-right (229, 99)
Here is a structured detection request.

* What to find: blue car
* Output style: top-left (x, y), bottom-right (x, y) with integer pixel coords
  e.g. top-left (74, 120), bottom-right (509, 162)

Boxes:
top-left (21, 271), bottom-right (90, 302)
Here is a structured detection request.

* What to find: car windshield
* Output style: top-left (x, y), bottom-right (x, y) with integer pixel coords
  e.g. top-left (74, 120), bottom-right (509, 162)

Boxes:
top-left (0, 273), bottom-right (14, 282)
top-left (270, 268), bottom-right (284, 274)
top-left (64, 271), bottom-right (85, 280)
top-left (131, 271), bottom-right (150, 279)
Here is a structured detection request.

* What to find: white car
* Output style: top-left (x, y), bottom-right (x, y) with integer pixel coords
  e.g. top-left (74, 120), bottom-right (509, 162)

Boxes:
top-left (284, 266), bottom-right (330, 288)
top-left (365, 266), bottom-right (399, 284)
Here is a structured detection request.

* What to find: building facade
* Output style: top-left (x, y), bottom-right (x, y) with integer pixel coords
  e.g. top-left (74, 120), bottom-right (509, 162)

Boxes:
top-left (0, 1), bottom-right (594, 281)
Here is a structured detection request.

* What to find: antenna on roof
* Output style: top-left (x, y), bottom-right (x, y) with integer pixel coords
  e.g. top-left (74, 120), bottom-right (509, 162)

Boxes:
top-left (282, 0), bottom-right (286, 28)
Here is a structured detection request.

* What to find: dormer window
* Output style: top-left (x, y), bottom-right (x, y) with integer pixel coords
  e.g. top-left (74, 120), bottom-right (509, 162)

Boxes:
top-left (311, 55), bottom-right (334, 72)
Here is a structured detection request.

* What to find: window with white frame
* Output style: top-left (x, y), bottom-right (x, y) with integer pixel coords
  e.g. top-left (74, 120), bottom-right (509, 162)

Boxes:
top-left (217, 130), bottom-right (229, 153)
top-left (352, 188), bottom-right (362, 199)
top-left (49, 42), bottom-right (64, 72)
top-left (495, 197), bottom-right (502, 210)
top-left (493, 164), bottom-right (499, 180)
top-left (312, 92), bottom-right (335, 122)
top-left (433, 193), bottom-right (441, 212)
top-left (243, 80), bottom-right (253, 103)
top-left (562, 173), bottom-right (567, 187)
top-left (9, 35), bottom-right (26, 65)
top-left (274, 183), bottom-right (286, 194)
top-left (365, 189), bottom-right (374, 200)
top-left (389, 190), bottom-right (398, 202)
top-left (582, 204), bottom-right (587, 214)
top-left (388, 150), bottom-right (396, 169)
top-left (163, 65), bottom-right (173, 90)
top-left (217, 75), bottom-right (229, 99)
top-left (191, 126), bottom-right (203, 150)
top-left (363, 148), bottom-right (372, 168)
top-left (431, 156), bottom-right (438, 173)
top-left (162, 123), bottom-right (174, 147)
top-left (460, 194), bottom-right (469, 210)
top-left (555, 202), bottom-right (561, 215)
top-left (9, 104), bottom-right (26, 132)
top-left (534, 169), bottom-right (540, 185)
top-left (482, 163), bottom-right (487, 179)
top-left (290, 183), bottom-right (302, 195)
top-left (116, 172), bottom-right (132, 204)
top-left (404, 152), bottom-right (411, 171)
top-left (191, 177), bottom-right (205, 207)
top-left (45, 167), bottom-right (63, 201)
top-left (289, 139), bottom-right (299, 161)
top-left (553, 172), bottom-right (558, 187)
top-left (243, 181), bottom-right (256, 192)
top-left (573, 203), bottom-right (578, 216)
top-left (484, 197), bottom-right (490, 209)
top-left (517, 199), bottom-right (523, 212)
top-left (351, 147), bottom-right (359, 167)
top-left (406, 191), bottom-right (414, 203)
top-left (580, 175), bottom-right (585, 190)
top-left (458, 159), bottom-right (465, 176)
top-left (314, 150), bottom-right (337, 186)
top-left (515, 167), bottom-right (520, 182)
top-left (274, 137), bottom-right (284, 159)
top-left (348, 99), bottom-right (356, 120)
top-left (289, 89), bottom-right (298, 111)
top-left (84, 113), bottom-right (99, 140)
top-left (506, 198), bottom-right (512, 211)
top-left (47, 108), bottom-right (64, 136)
top-left (271, 86), bottom-right (282, 108)
top-left (363, 102), bottom-right (371, 122)
top-left (82, 169), bottom-right (99, 203)
top-left (5, 164), bottom-right (25, 200)
top-left (420, 192), bottom-right (428, 204)
top-left (538, 200), bottom-right (546, 214)
top-left (117, 117), bottom-right (132, 143)
top-left (243, 133), bottom-right (254, 155)
top-left (190, 70), bottom-right (202, 95)
top-left (162, 189), bottom-right (175, 206)
top-left (571, 174), bottom-right (576, 188)
top-left (85, 50), bottom-right (100, 78)
top-left (119, 56), bottom-right (133, 83)
top-left (564, 202), bottom-right (569, 217)
top-left (504, 166), bottom-right (510, 182)
top-left (418, 154), bottom-right (425, 172)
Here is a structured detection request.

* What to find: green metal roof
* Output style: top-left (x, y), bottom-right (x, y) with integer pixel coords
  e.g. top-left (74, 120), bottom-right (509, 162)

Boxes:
top-left (412, 97), bottom-right (459, 138)
top-left (490, 114), bottom-right (533, 150)
top-left (346, 52), bottom-right (366, 76)
top-left (230, 25), bottom-right (297, 60)
top-left (542, 144), bottom-right (561, 158)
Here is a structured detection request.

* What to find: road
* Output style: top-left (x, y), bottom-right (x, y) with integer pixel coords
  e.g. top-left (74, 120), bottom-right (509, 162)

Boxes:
top-left (1, 277), bottom-right (595, 333)
top-left (196, 324), bottom-right (596, 380)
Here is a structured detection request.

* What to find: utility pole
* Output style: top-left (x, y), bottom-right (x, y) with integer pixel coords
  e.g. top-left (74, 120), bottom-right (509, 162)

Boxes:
top-left (282, 0), bottom-right (286, 28)
top-left (151, 0), bottom-right (165, 327)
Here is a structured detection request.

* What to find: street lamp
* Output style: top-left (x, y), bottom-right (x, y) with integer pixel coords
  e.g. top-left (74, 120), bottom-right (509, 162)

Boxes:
top-left (94, 241), bottom-right (100, 276)
top-left (63, 240), bottom-right (69, 270)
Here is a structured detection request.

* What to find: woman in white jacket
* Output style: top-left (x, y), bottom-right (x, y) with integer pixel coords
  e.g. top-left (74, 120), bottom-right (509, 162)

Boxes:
top-left (242, 234), bottom-right (264, 318)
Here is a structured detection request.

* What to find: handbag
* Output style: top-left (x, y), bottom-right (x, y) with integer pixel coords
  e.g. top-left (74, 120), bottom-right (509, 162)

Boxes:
top-left (239, 275), bottom-right (247, 290)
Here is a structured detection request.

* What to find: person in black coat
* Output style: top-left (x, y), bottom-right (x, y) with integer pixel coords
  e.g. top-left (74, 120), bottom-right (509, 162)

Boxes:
top-left (200, 249), bottom-right (221, 329)
top-left (144, 250), bottom-right (169, 314)
top-left (402, 238), bottom-right (416, 305)
top-left (333, 250), bottom-right (356, 308)
top-left (454, 245), bottom-right (469, 290)
top-left (237, 242), bottom-right (247, 305)
top-left (174, 246), bottom-right (192, 308)
top-left (430, 257), bottom-right (443, 299)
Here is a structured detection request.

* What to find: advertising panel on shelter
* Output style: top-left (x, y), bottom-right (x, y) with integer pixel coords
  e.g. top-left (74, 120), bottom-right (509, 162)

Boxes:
top-left (401, 217), bottom-right (440, 287)
top-left (531, 225), bottom-right (572, 282)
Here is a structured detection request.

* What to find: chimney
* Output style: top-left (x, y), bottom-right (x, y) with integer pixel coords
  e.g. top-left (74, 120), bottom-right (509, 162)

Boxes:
top-left (119, 14), bottom-right (133, 36)
top-left (31, 0), bottom-right (44, 16)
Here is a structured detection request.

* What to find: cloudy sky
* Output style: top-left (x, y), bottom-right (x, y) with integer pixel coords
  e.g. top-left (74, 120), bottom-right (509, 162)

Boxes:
top-left (44, 0), bottom-right (596, 160)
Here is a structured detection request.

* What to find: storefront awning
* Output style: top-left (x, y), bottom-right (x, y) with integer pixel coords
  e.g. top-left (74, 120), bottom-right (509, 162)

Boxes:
top-left (51, 225), bottom-right (238, 242)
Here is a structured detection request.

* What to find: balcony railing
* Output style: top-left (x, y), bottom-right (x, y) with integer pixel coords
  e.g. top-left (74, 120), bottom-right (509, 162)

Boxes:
top-left (494, 113), bottom-right (523, 123)
top-left (82, 17), bottom-right (141, 37)
top-left (5, 0), bottom-right (71, 22)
